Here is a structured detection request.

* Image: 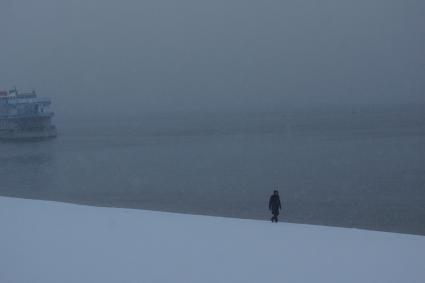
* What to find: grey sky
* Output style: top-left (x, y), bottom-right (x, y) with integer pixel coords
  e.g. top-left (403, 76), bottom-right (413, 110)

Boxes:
top-left (0, 0), bottom-right (424, 119)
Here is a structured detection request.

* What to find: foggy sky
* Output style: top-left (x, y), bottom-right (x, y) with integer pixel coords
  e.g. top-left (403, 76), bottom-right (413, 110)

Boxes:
top-left (0, 0), bottom-right (424, 121)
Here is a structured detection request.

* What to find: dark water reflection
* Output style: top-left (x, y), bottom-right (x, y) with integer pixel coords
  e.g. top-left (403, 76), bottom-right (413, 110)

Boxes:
top-left (1, 109), bottom-right (425, 235)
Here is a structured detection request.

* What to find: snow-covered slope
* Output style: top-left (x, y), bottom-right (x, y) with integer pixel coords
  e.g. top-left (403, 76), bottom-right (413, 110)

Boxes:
top-left (1, 197), bottom-right (424, 283)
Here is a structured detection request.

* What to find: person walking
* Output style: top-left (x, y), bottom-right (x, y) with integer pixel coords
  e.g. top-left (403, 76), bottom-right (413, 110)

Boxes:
top-left (269, 190), bottom-right (282, 223)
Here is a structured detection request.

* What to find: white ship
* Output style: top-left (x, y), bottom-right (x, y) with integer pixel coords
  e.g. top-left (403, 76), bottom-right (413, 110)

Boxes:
top-left (0, 88), bottom-right (57, 140)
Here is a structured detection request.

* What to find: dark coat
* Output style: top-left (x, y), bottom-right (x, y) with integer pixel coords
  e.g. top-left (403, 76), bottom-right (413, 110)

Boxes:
top-left (269, 194), bottom-right (282, 214)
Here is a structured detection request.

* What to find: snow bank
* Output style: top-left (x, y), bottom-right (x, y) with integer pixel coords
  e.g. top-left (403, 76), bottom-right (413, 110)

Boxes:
top-left (1, 197), bottom-right (424, 283)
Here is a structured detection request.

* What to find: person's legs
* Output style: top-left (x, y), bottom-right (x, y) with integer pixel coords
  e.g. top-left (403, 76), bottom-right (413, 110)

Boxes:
top-left (273, 212), bottom-right (278, 222)
top-left (271, 209), bottom-right (278, 222)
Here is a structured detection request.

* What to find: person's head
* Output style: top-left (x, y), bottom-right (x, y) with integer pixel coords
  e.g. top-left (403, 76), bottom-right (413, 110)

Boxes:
top-left (273, 190), bottom-right (279, 195)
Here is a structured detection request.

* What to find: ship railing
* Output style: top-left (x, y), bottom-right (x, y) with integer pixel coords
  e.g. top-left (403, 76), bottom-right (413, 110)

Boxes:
top-left (4, 97), bottom-right (52, 105)
top-left (0, 112), bottom-right (54, 119)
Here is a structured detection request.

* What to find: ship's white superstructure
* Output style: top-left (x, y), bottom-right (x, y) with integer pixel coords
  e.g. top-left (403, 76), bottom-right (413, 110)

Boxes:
top-left (0, 88), bottom-right (57, 140)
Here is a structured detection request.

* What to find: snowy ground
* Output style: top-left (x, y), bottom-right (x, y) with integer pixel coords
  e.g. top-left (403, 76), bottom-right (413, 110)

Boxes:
top-left (1, 197), bottom-right (424, 283)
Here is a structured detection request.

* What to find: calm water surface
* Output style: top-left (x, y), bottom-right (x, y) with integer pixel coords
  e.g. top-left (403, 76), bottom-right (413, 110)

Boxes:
top-left (1, 109), bottom-right (425, 235)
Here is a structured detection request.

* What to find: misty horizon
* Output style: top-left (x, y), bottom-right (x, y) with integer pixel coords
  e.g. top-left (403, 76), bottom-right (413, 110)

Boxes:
top-left (1, 0), bottom-right (424, 122)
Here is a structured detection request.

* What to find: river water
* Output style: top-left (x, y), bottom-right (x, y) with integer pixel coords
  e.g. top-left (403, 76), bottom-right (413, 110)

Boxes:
top-left (1, 106), bottom-right (424, 235)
